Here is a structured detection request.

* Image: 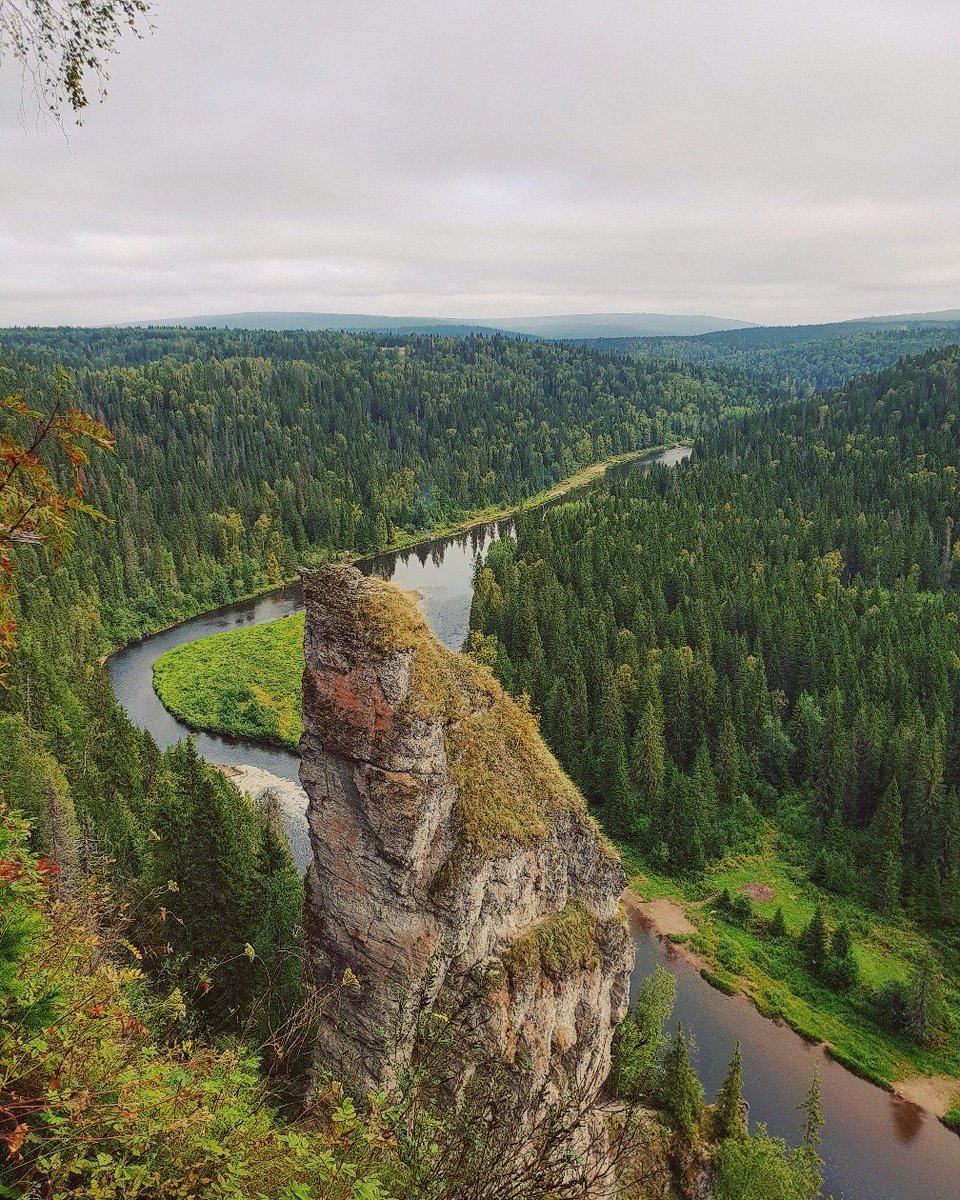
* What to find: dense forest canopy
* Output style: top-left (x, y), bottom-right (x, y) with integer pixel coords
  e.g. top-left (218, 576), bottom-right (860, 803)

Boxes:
top-left (589, 320), bottom-right (960, 394)
top-left (1, 328), bottom-right (768, 646)
top-left (0, 324), bottom-right (832, 1196)
top-left (470, 346), bottom-right (960, 933)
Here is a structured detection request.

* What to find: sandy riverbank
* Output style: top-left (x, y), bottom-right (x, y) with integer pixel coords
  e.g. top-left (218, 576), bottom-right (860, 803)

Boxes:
top-left (623, 888), bottom-right (960, 1125)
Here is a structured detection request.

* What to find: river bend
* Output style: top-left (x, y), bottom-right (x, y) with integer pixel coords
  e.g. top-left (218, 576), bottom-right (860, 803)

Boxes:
top-left (107, 446), bottom-right (960, 1200)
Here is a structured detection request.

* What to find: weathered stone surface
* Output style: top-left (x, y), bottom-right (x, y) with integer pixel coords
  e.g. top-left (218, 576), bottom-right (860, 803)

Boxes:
top-left (299, 564), bottom-right (634, 1106)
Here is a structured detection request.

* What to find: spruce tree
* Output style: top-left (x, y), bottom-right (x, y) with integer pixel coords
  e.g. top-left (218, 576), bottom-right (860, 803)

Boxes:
top-left (712, 1042), bottom-right (748, 1142)
top-left (249, 795), bottom-right (305, 1044)
top-left (631, 697), bottom-right (666, 810)
top-left (659, 1024), bottom-right (704, 1136)
top-left (802, 903), bottom-right (829, 976)
top-left (824, 921), bottom-right (858, 991)
top-left (867, 781), bottom-right (903, 914)
top-left (905, 952), bottom-right (951, 1046)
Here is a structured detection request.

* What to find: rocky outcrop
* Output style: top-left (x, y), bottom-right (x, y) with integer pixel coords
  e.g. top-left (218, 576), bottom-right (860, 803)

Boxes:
top-left (298, 564), bottom-right (633, 1109)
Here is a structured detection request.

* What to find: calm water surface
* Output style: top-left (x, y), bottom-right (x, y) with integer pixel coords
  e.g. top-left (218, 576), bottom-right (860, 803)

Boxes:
top-left (107, 445), bottom-right (960, 1200)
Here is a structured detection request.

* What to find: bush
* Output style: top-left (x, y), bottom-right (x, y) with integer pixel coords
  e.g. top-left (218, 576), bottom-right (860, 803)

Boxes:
top-left (717, 936), bottom-right (748, 974)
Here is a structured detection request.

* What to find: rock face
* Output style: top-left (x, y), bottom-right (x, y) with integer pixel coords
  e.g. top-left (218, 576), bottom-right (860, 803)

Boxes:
top-left (298, 564), bottom-right (634, 1106)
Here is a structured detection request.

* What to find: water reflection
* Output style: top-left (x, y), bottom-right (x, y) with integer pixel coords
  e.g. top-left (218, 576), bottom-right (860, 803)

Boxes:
top-left (629, 910), bottom-right (960, 1200)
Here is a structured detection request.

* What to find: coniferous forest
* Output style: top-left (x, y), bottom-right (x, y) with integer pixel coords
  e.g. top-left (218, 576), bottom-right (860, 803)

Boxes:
top-left (0, 329), bottom-right (766, 646)
top-left (469, 345), bottom-right (960, 1084)
top-left (4, 318), bottom-right (960, 1197)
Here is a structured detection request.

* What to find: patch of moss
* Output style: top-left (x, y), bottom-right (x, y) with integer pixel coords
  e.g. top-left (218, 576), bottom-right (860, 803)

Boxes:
top-left (363, 579), bottom-right (601, 863)
top-left (360, 580), bottom-right (434, 656)
top-left (502, 903), bottom-right (603, 984)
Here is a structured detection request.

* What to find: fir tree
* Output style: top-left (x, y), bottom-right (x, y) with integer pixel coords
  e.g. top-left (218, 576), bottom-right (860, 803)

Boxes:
top-left (802, 903), bottom-right (829, 976)
top-left (904, 952), bottom-right (951, 1047)
top-left (867, 781), bottom-right (903, 914)
top-left (824, 921), bottom-right (858, 991)
top-left (769, 906), bottom-right (788, 939)
top-left (712, 1042), bottom-right (748, 1142)
top-left (659, 1024), bottom-right (704, 1136)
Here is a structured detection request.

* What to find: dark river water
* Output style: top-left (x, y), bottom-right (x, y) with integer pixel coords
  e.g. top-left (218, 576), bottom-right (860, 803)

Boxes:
top-left (106, 445), bottom-right (960, 1200)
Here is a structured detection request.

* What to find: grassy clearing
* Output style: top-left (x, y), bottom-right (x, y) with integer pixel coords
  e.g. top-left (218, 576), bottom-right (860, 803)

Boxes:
top-left (153, 614), bottom-right (305, 748)
top-left (628, 833), bottom-right (960, 1101)
top-left (149, 447), bottom-right (676, 746)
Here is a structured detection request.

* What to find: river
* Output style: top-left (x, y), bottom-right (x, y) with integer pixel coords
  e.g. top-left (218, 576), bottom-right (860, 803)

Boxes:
top-left (106, 445), bottom-right (960, 1200)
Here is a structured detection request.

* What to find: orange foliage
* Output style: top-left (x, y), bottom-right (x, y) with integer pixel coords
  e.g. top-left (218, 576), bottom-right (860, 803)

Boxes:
top-left (0, 370), bottom-right (114, 682)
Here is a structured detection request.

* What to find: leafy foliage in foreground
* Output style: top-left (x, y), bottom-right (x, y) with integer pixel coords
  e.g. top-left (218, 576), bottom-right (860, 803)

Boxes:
top-left (8, 803), bottom-right (815, 1200)
top-left (0, 372), bottom-right (114, 682)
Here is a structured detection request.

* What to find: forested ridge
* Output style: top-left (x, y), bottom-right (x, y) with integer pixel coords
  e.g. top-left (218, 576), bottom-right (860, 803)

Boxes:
top-left (1, 329), bottom-right (766, 647)
top-left (592, 320), bottom-right (960, 393)
top-left (470, 346), bottom-right (960, 1083)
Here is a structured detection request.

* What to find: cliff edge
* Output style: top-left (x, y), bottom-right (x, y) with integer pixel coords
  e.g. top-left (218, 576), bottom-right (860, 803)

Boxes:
top-left (299, 564), bottom-right (633, 1106)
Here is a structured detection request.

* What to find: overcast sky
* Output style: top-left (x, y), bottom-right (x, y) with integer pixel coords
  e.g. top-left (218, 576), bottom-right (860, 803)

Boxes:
top-left (1, 0), bottom-right (958, 326)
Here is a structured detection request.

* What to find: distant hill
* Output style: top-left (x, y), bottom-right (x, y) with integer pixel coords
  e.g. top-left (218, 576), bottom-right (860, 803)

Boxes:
top-left (861, 308), bottom-right (960, 324)
top-left (587, 314), bottom-right (960, 392)
top-left (486, 312), bottom-right (755, 338)
top-left (125, 310), bottom-right (755, 339)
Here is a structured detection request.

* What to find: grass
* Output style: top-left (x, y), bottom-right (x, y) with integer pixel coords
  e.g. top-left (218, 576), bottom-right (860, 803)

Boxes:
top-left (628, 832), bottom-right (960, 1103)
top-left (501, 902), bottom-right (603, 984)
top-left (150, 446), bottom-right (680, 749)
top-left (153, 614), bottom-right (305, 748)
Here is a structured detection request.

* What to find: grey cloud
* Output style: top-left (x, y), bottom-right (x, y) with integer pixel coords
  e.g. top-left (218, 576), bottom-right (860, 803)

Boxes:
top-left (1, 0), bottom-right (958, 325)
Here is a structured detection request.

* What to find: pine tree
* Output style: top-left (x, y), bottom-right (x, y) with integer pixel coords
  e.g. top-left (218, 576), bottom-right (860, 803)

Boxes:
top-left (659, 1024), bottom-right (704, 1136)
top-left (769, 906), bottom-right (788, 939)
top-left (802, 903), bottom-right (829, 976)
top-left (712, 1042), bottom-right (748, 1142)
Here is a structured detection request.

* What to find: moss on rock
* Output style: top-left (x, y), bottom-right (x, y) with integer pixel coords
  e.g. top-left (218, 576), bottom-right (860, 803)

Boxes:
top-left (502, 903), bottom-right (604, 984)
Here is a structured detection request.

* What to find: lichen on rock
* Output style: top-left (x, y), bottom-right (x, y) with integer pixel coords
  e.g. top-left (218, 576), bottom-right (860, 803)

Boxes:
top-left (298, 563), bottom-right (633, 1112)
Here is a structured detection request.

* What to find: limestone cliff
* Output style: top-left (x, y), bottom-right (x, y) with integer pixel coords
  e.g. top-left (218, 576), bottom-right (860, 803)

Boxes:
top-left (298, 564), bottom-right (633, 1107)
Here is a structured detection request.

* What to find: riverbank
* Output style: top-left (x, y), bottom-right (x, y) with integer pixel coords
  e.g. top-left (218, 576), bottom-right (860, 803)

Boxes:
top-left (625, 850), bottom-right (960, 1128)
top-left (147, 446), bottom-right (687, 750)
top-left (104, 444), bottom-right (680, 661)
